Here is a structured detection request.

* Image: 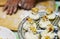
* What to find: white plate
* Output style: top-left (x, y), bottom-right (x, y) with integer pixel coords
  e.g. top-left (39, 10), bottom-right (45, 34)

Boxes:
top-left (0, 26), bottom-right (16, 39)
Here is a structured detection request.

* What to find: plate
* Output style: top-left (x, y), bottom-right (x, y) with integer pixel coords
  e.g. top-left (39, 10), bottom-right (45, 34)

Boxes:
top-left (0, 26), bottom-right (16, 39)
top-left (18, 15), bottom-right (60, 39)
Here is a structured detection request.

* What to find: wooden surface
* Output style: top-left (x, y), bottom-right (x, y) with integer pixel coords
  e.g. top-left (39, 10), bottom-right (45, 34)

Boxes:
top-left (0, 7), bottom-right (27, 31)
top-left (0, 1), bottom-right (55, 31)
top-left (0, 0), bottom-right (7, 6)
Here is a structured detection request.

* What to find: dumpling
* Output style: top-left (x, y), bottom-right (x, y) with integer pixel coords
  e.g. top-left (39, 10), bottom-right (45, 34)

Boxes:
top-left (35, 4), bottom-right (47, 11)
top-left (23, 18), bottom-right (37, 32)
top-left (57, 31), bottom-right (60, 39)
top-left (39, 16), bottom-right (51, 28)
top-left (41, 32), bottom-right (56, 39)
top-left (41, 25), bottom-right (54, 37)
top-left (46, 13), bottom-right (56, 20)
top-left (41, 30), bottom-right (48, 36)
top-left (58, 21), bottom-right (60, 27)
top-left (46, 24), bottom-right (54, 32)
top-left (24, 32), bottom-right (40, 39)
top-left (29, 25), bottom-right (37, 34)
top-left (41, 35), bottom-right (51, 39)
top-left (46, 8), bottom-right (53, 15)
top-left (46, 8), bottom-right (56, 20)
top-left (29, 8), bottom-right (40, 20)
top-left (23, 21), bottom-right (31, 30)
top-left (48, 33), bottom-right (56, 39)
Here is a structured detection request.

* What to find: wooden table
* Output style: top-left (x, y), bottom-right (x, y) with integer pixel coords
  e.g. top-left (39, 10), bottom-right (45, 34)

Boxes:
top-left (0, 1), bottom-right (57, 39)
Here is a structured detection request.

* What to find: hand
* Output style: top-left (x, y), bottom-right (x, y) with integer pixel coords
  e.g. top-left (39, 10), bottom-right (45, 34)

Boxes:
top-left (19, 0), bottom-right (35, 10)
top-left (3, 0), bottom-right (20, 15)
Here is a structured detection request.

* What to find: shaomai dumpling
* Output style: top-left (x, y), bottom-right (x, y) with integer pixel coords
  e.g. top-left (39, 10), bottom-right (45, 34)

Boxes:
top-left (29, 8), bottom-right (40, 20)
top-left (57, 31), bottom-right (60, 39)
top-left (58, 21), bottom-right (60, 28)
top-left (39, 16), bottom-right (51, 28)
top-left (46, 8), bottom-right (56, 20)
top-left (46, 13), bottom-right (56, 20)
top-left (41, 32), bottom-right (56, 39)
top-left (46, 24), bottom-right (54, 32)
top-left (24, 32), bottom-right (40, 39)
top-left (23, 18), bottom-right (37, 32)
top-left (41, 35), bottom-right (51, 39)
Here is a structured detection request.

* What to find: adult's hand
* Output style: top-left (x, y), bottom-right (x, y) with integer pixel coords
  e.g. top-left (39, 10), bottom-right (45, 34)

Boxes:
top-left (19, 0), bottom-right (35, 10)
top-left (3, 0), bottom-right (20, 15)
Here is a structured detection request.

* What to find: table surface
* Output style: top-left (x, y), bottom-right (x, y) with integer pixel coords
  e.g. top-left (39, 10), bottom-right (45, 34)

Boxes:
top-left (14, 2), bottom-right (60, 39)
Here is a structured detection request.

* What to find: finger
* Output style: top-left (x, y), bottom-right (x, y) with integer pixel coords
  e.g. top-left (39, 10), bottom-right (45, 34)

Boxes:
top-left (3, 4), bottom-right (8, 11)
top-left (27, 3), bottom-right (34, 10)
top-left (20, 0), bottom-right (26, 8)
top-left (7, 6), bottom-right (11, 15)
top-left (21, 0), bottom-right (25, 6)
top-left (9, 6), bottom-right (14, 15)
top-left (3, 0), bottom-right (9, 11)
top-left (13, 6), bottom-right (17, 14)
top-left (23, 3), bottom-right (27, 9)
top-left (27, 4), bottom-right (33, 10)
top-left (26, 5), bottom-right (31, 10)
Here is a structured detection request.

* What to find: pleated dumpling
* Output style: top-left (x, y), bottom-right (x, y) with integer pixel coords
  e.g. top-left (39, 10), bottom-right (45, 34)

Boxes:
top-left (46, 8), bottom-right (56, 20)
top-left (39, 16), bottom-right (51, 28)
top-left (29, 8), bottom-right (40, 20)
top-left (24, 32), bottom-right (40, 39)
top-left (58, 21), bottom-right (60, 28)
top-left (41, 32), bottom-right (56, 39)
top-left (23, 18), bottom-right (37, 33)
top-left (57, 31), bottom-right (60, 39)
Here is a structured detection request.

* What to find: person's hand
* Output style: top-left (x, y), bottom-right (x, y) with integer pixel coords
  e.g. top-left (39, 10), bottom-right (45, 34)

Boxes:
top-left (3, 0), bottom-right (20, 15)
top-left (19, 0), bottom-right (35, 10)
